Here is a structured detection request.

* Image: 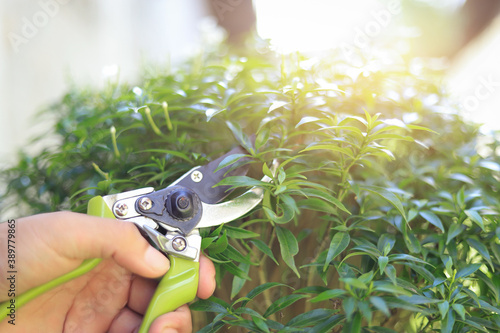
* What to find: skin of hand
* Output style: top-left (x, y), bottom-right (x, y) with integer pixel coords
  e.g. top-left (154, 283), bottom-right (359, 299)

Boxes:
top-left (0, 211), bottom-right (216, 333)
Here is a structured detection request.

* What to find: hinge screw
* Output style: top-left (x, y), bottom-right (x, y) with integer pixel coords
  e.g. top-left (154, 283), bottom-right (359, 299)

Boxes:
top-left (114, 203), bottom-right (128, 217)
top-left (191, 170), bottom-right (203, 182)
top-left (138, 197), bottom-right (153, 211)
top-left (172, 237), bottom-right (187, 251)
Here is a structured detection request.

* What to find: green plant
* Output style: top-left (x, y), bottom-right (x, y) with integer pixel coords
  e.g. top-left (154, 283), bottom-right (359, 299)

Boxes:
top-left (3, 42), bottom-right (500, 332)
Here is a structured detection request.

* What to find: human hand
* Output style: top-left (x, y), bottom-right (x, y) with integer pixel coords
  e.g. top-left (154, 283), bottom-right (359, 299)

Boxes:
top-left (0, 212), bottom-right (216, 332)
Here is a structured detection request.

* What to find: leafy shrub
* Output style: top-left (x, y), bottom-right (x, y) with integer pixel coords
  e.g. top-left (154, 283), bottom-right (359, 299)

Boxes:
top-left (3, 42), bottom-right (500, 332)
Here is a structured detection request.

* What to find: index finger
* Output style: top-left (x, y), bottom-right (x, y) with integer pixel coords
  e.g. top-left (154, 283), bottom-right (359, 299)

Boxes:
top-left (197, 254), bottom-right (216, 299)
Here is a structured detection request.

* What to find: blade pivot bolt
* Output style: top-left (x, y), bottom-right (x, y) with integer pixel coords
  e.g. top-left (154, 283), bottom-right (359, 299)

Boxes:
top-left (172, 236), bottom-right (187, 251)
top-left (138, 197), bottom-right (153, 211)
top-left (166, 189), bottom-right (195, 220)
top-left (191, 170), bottom-right (203, 182)
top-left (114, 203), bottom-right (128, 217)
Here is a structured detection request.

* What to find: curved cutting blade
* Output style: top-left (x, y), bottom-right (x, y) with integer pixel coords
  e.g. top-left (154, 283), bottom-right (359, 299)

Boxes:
top-left (172, 146), bottom-right (251, 204)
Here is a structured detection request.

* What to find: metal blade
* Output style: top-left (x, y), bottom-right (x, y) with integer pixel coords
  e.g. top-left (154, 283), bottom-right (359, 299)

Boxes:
top-left (173, 146), bottom-right (251, 204)
top-left (197, 187), bottom-right (263, 228)
top-left (196, 171), bottom-right (274, 228)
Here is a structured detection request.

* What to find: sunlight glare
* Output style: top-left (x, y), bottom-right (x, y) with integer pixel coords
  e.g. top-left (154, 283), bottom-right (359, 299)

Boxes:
top-left (254, 0), bottom-right (394, 54)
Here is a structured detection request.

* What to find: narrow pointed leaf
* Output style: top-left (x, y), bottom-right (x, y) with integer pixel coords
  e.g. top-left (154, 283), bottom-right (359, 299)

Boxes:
top-left (276, 226), bottom-right (300, 277)
top-left (361, 185), bottom-right (407, 221)
top-left (323, 232), bottom-right (350, 271)
top-left (455, 263), bottom-right (482, 280)
top-left (420, 210), bottom-right (444, 233)
top-left (465, 210), bottom-right (485, 231)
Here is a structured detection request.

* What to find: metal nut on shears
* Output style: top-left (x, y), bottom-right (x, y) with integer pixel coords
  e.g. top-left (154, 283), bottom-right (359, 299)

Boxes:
top-left (166, 189), bottom-right (195, 220)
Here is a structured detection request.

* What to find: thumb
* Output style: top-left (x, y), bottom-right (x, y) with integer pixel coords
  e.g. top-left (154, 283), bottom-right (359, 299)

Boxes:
top-left (36, 211), bottom-right (170, 278)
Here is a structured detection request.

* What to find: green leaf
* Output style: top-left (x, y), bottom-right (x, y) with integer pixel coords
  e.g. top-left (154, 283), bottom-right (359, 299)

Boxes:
top-left (201, 236), bottom-right (217, 250)
top-left (215, 153), bottom-right (249, 172)
top-left (216, 176), bottom-right (270, 189)
top-left (378, 256), bottom-right (389, 273)
top-left (361, 185), bottom-right (407, 221)
top-left (293, 286), bottom-right (329, 295)
top-left (190, 299), bottom-right (228, 313)
top-left (455, 263), bottom-right (482, 280)
top-left (466, 238), bottom-right (493, 269)
top-left (399, 295), bottom-right (441, 305)
top-left (310, 289), bottom-right (347, 303)
top-left (250, 239), bottom-right (279, 265)
top-left (388, 254), bottom-right (431, 266)
top-left (224, 225), bottom-right (260, 239)
top-left (296, 116), bottom-right (320, 128)
top-left (268, 100), bottom-right (289, 113)
top-left (252, 316), bottom-right (270, 333)
top-left (452, 303), bottom-right (466, 320)
top-left (309, 314), bottom-right (344, 333)
top-left (323, 232), bottom-right (350, 271)
top-left (370, 296), bottom-right (391, 317)
top-left (224, 244), bottom-right (251, 265)
top-left (262, 162), bottom-right (274, 179)
top-left (278, 168), bottom-right (286, 184)
top-left (231, 262), bottom-right (250, 299)
top-left (220, 261), bottom-right (251, 280)
top-left (297, 197), bottom-right (341, 215)
top-left (441, 309), bottom-right (455, 333)
top-left (345, 312), bottom-right (362, 333)
top-left (341, 278), bottom-right (368, 290)
top-left (286, 309), bottom-right (338, 327)
top-left (403, 263), bottom-right (435, 283)
top-left (358, 300), bottom-right (372, 325)
top-left (264, 294), bottom-right (309, 317)
top-left (207, 231), bottom-right (228, 254)
top-left (478, 299), bottom-right (500, 315)
top-left (465, 210), bottom-right (485, 231)
top-left (299, 188), bottom-right (351, 214)
top-left (446, 223), bottom-right (465, 245)
top-left (197, 320), bottom-right (225, 333)
top-left (343, 297), bottom-right (357, 321)
top-left (438, 301), bottom-right (450, 318)
top-left (276, 226), bottom-right (301, 277)
top-left (407, 124), bottom-right (439, 134)
top-left (377, 234), bottom-right (395, 256)
top-left (385, 265), bottom-right (397, 285)
top-left (373, 282), bottom-right (411, 296)
top-left (478, 160), bottom-right (500, 172)
top-left (300, 144), bottom-right (354, 158)
top-left (403, 230), bottom-right (421, 254)
top-left (241, 282), bottom-right (290, 307)
top-left (225, 121), bottom-right (253, 152)
top-left (419, 210), bottom-right (444, 233)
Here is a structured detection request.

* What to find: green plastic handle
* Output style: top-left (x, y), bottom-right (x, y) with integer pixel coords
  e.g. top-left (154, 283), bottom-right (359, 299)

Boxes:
top-left (88, 196), bottom-right (200, 333)
top-left (139, 257), bottom-right (199, 332)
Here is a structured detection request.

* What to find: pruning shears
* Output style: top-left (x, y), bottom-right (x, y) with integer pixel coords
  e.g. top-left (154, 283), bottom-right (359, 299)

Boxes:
top-left (1, 147), bottom-right (273, 333)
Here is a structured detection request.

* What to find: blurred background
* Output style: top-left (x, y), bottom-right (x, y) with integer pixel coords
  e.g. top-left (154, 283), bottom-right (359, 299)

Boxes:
top-left (1, 0), bottom-right (500, 166)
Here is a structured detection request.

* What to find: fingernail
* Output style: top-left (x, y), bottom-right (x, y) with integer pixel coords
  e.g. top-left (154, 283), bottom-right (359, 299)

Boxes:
top-left (145, 246), bottom-right (169, 272)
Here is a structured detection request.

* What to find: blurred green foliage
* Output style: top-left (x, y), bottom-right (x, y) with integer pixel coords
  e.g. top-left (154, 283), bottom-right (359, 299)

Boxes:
top-left (3, 40), bottom-right (500, 332)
